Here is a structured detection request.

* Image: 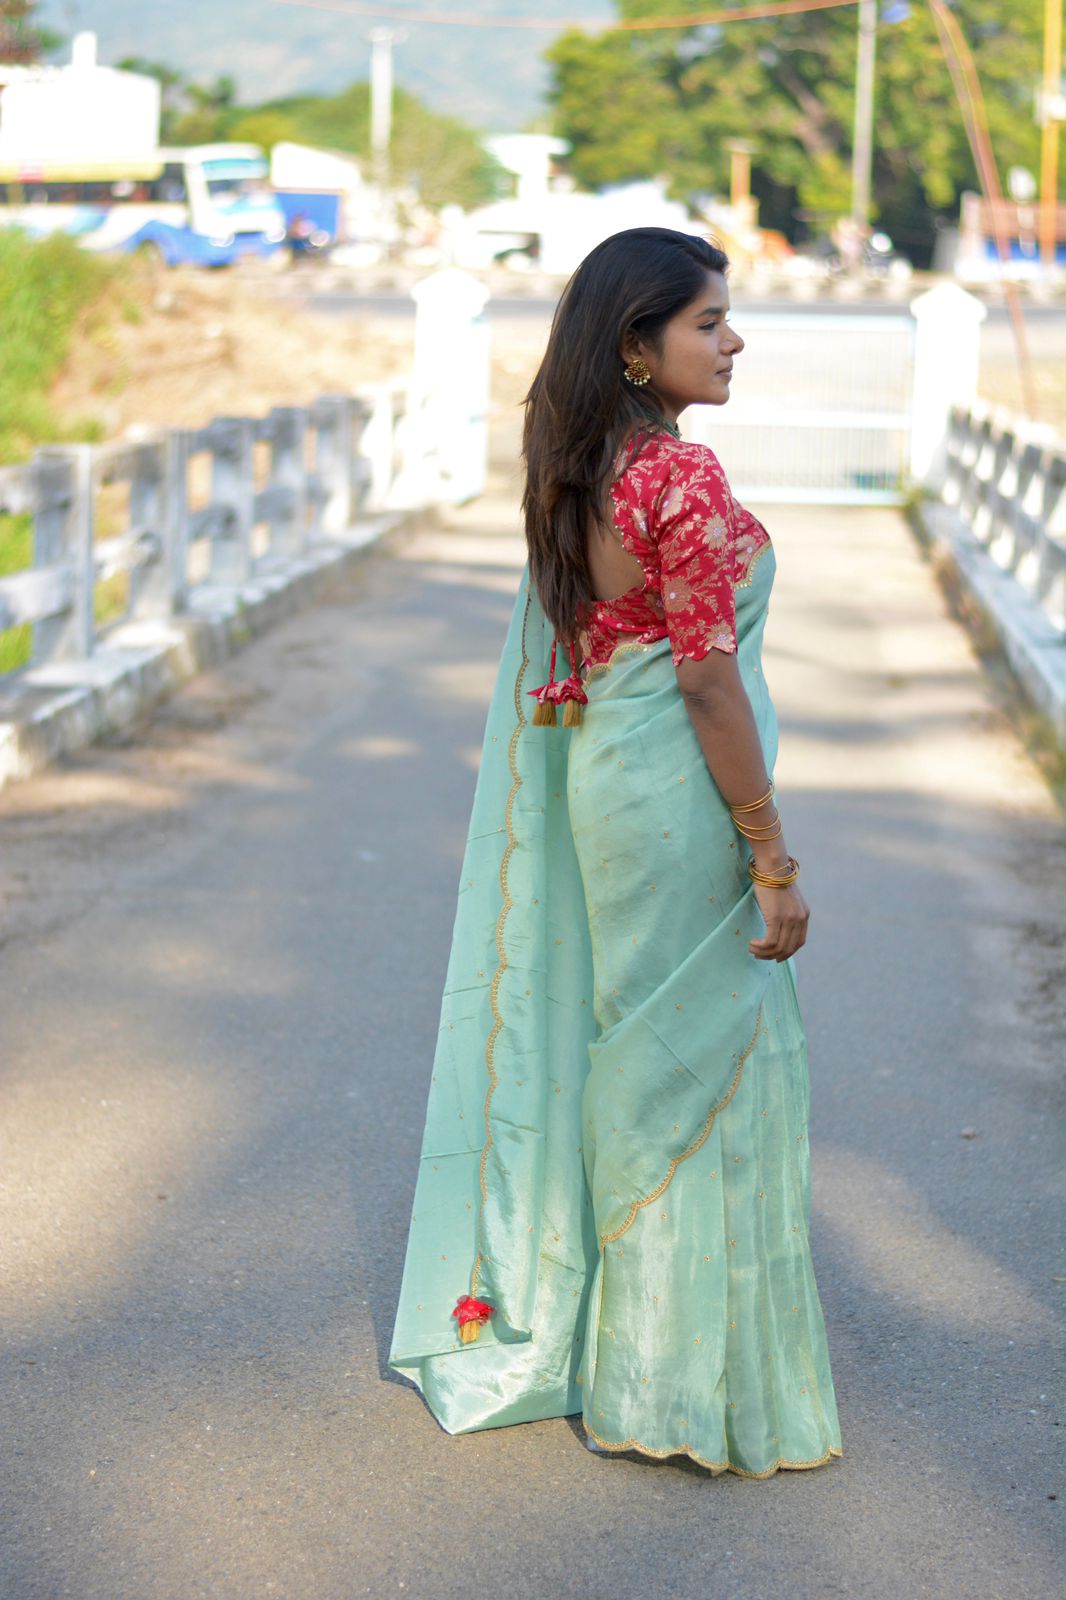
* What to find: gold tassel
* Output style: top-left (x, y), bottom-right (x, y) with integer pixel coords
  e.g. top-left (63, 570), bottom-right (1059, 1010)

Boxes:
top-left (562, 697), bottom-right (583, 727)
top-left (458, 1320), bottom-right (481, 1343)
top-left (532, 699), bottom-right (557, 726)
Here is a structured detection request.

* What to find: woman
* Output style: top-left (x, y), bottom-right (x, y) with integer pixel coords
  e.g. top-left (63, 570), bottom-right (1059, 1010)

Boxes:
top-left (388, 226), bottom-right (843, 1478)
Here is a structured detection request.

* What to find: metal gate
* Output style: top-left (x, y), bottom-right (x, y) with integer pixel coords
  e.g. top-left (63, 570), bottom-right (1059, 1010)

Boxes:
top-left (683, 310), bottom-right (916, 505)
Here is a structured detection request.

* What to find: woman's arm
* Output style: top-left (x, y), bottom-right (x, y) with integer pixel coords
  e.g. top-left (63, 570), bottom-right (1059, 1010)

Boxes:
top-left (675, 649), bottom-right (809, 963)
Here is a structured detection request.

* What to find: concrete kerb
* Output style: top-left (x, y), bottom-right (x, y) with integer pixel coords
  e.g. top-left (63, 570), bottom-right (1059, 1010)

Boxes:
top-left (0, 509), bottom-right (426, 789)
top-left (914, 499), bottom-right (1066, 748)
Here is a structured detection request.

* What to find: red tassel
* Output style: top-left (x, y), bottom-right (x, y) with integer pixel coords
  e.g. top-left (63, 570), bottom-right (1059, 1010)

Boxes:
top-left (528, 638), bottom-right (588, 729)
top-left (453, 1294), bottom-right (494, 1343)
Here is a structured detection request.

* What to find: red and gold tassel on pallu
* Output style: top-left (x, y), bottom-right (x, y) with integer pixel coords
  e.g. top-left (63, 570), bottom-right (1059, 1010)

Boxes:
top-left (453, 1294), bottom-right (494, 1343)
top-left (527, 638), bottom-right (588, 728)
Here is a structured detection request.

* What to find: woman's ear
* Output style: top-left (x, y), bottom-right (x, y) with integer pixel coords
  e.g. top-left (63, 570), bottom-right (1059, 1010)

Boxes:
top-left (619, 329), bottom-right (643, 364)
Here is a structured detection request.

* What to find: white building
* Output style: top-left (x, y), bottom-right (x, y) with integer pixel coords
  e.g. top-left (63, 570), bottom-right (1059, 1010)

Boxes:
top-left (444, 134), bottom-right (703, 276)
top-left (0, 32), bottom-right (159, 174)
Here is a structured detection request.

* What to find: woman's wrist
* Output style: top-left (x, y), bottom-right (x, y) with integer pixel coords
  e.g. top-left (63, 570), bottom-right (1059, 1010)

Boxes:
top-left (727, 789), bottom-right (788, 870)
top-left (749, 840), bottom-right (790, 871)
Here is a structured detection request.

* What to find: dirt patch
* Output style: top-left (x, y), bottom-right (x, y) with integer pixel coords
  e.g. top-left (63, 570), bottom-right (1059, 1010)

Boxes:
top-left (48, 259), bottom-right (416, 442)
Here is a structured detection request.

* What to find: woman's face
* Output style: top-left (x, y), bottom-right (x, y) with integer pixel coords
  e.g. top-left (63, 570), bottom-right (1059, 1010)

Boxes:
top-left (623, 269), bottom-right (744, 423)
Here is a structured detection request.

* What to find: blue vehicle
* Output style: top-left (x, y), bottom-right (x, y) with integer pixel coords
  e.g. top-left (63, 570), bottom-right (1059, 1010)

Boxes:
top-left (0, 143), bottom-right (288, 266)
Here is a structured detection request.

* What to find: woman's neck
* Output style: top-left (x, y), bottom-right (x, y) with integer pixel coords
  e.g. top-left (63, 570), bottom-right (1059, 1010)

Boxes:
top-left (639, 404), bottom-right (681, 441)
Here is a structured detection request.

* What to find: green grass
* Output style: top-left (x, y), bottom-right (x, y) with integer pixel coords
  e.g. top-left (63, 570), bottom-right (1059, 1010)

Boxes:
top-left (0, 229), bottom-right (136, 673)
top-left (0, 510), bottom-right (32, 674)
top-left (0, 228), bottom-right (129, 464)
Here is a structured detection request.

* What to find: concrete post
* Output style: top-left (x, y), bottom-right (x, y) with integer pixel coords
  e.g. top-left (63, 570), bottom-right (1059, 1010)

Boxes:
top-left (127, 439), bottom-right (171, 621)
top-left (164, 429), bottom-right (190, 612)
top-left (266, 405), bottom-right (310, 558)
top-left (358, 385), bottom-right (399, 513)
top-left (31, 444), bottom-right (94, 664)
top-left (909, 283), bottom-right (987, 490)
top-left (406, 267), bottom-right (491, 506)
top-left (209, 418), bottom-right (255, 585)
top-left (310, 395), bottom-right (352, 538)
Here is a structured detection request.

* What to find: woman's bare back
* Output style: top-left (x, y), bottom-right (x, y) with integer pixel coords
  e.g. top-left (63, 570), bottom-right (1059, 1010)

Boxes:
top-left (578, 511), bottom-right (646, 662)
top-left (585, 511), bottom-right (645, 603)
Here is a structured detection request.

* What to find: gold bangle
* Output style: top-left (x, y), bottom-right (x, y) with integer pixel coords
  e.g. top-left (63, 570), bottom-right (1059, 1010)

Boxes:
top-left (748, 865), bottom-right (799, 888)
top-left (729, 780), bottom-right (775, 815)
top-left (747, 854), bottom-right (799, 887)
top-left (733, 804), bottom-right (779, 823)
top-left (733, 817), bottom-right (782, 837)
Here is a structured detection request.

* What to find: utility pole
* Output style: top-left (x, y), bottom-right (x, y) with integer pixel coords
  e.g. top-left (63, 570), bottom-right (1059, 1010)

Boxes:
top-left (369, 26), bottom-right (395, 199)
top-left (1038, 0), bottom-right (1064, 272)
top-left (369, 26), bottom-right (398, 255)
top-left (849, 0), bottom-right (878, 273)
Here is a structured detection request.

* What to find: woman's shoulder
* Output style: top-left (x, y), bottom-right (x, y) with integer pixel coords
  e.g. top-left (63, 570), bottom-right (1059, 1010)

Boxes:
top-left (614, 429), bottom-right (728, 490)
top-left (614, 431), bottom-right (733, 523)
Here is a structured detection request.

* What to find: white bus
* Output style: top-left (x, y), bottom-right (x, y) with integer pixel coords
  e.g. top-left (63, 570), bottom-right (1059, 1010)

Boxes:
top-left (0, 143), bottom-right (288, 265)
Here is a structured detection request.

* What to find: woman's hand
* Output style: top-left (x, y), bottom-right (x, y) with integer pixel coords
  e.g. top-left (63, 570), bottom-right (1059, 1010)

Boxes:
top-left (749, 881), bottom-right (810, 961)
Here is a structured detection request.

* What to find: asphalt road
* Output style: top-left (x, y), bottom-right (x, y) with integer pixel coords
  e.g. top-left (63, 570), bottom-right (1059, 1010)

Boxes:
top-left (1, 480), bottom-right (1062, 1599)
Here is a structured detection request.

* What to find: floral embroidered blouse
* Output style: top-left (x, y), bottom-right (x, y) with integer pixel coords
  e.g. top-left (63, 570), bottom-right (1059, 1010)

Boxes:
top-left (577, 429), bottom-right (771, 670)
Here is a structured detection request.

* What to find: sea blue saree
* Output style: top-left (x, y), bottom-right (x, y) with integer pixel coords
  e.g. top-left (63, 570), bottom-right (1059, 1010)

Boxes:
top-left (387, 545), bottom-right (843, 1477)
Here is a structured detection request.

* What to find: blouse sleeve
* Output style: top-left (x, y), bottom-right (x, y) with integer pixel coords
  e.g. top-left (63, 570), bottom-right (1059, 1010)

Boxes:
top-left (651, 446), bottom-right (737, 663)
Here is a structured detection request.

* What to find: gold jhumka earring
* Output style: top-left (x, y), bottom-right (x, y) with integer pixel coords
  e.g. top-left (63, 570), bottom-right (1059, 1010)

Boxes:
top-left (623, 356), bottom-right (651, 386)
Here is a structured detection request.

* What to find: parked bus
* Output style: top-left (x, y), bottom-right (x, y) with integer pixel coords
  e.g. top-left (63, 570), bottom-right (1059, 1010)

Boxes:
top-left (0, 143), bottom-right (288, 265)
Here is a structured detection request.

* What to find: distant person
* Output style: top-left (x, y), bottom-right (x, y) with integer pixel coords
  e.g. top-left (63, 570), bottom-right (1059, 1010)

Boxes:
top-left (285, 211), bottom-right (316, 264)
top-left (389, 227), bottom-right (843, 1479)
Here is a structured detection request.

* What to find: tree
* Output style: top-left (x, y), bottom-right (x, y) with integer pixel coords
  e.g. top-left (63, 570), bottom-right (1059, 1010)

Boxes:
top-left (234, 82), bottom-right (504, 209)
top-left (0, 0), bottom-right (62, 62)
top-left (545, 0), bottom-right (1053, 263)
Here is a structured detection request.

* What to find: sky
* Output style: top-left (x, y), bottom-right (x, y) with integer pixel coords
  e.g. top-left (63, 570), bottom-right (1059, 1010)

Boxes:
top-left (39, 0), bottom-right (618, 131)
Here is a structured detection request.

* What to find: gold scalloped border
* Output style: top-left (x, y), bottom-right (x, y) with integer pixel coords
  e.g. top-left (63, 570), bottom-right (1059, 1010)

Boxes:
top-left (736, 538), bottom-right (773, 589)
top-left (599, 1005), bottom-right (764, 1247)
top-left (584, 1427), bottom-right (843, 1478)
top-left (470, 583), bottom-right (532, 1300)
top-left (582, 637), bottom-right (659, 682)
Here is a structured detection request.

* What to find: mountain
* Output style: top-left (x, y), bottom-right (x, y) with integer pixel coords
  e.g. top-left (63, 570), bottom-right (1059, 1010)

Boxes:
top-left (39, 0), bottom-right (615, 131)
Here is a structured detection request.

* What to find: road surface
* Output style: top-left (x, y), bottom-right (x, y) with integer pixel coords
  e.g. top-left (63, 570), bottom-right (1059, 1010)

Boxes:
top-left (1, 478), bottom-right (1062, 1599)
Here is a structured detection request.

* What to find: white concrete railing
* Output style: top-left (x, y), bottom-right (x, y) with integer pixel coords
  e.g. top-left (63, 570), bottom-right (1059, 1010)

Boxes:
top-left (939, 402), bottom-right (1066, 637)
top-left (0, 391), bottom-right (391, 668)
top-left (0, 268), bottom-right (491, 678)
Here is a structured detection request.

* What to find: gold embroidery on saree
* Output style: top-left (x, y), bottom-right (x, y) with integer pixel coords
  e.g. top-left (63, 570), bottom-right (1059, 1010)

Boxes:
top-left (583, 638), bottom-right (657, 682)
top-left (599, 1005), bottom-right (765, 1247)
top-left (736, 539), bottom-right (772, 589)
top-left (470, 585), bottom-right (532, 1300)
top-left (583, 1425), bottom-right (843, 1478)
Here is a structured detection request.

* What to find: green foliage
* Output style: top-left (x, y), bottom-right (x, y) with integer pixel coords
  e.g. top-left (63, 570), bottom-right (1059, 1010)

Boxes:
top-left (0, 0), bottom-right (61, 63)
top-left (546, 0), bottom-right (1053, 258)
top-left (225, 82), bottom-right (504, 208)
top-left (0, 229), bottom-right (122, 669)
top-left (223, 110), bottom-right (298, 153)
top-left (0, 509), bottom-right (32, 675)
top-left (120, 59), bottom-right (503, 209)
top-left (0, 231), bottom-right (131, 671)
top-left (0, 230), bottom-right (117, 464)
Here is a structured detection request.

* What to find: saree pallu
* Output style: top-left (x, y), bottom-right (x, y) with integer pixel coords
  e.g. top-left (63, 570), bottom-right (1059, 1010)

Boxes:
top-left (387, 554), bottom-right (843, 1477)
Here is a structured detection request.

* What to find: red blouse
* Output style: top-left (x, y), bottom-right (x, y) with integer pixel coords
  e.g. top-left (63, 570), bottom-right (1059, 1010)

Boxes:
top-left (577, 430), bottom-right (771, 670)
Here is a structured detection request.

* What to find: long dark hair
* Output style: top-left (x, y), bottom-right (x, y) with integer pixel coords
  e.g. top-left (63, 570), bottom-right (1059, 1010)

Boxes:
top-left (521, 226), bottom-right (729, 643)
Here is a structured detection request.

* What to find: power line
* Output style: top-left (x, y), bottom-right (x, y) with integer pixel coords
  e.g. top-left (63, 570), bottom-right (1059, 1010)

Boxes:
top-left (927, 0), bottom-right (1036, 416)
top-left (273, 0), bottom-right (859, 33)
